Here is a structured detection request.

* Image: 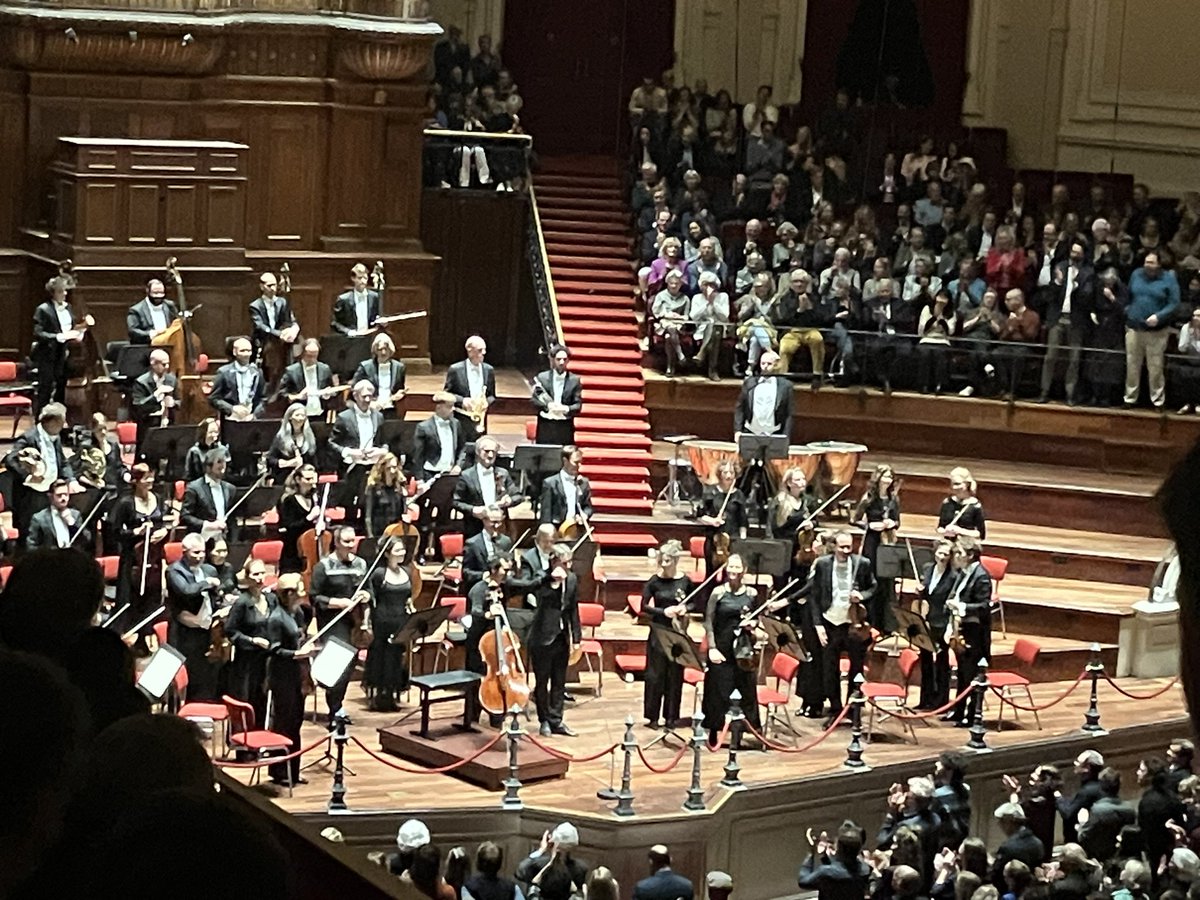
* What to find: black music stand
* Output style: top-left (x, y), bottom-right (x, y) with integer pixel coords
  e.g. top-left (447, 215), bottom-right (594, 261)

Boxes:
top-left (224, 540), bottom-right (254, 579)
top-left (736, 433), bottom-right (789, 520)
top-left (760, 615), bottom-right (810, 663)
top-left (877, 544), bottom-right (921, 580)
top-left (114, 344), bottom-right (152, 382)
top-left (893, 605), bottom-right (936, 653)
top-left (140, 424), bottom-right (195, 480)
top-left (321, 333), bottom-right (374, 381)
top-left (512, 443), bottom-right (563, 514)
top-left (731, 538), bottom-right (791, 588)
top-left (224, 419), bottom-right (281, 486)
top-left (232, 485), bottom-right (284, 531)
top-left (644, 624), bottom-right (705, 749)
top-left (415, 473), bottom-right (460, 562)
top-left (394, 419), bottom-right (419, 466)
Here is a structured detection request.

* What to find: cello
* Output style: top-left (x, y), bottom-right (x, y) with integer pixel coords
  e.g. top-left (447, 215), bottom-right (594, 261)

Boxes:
top-left (477, 583), bottom-right (531, 717)
top-left (298, 482), bottom-right (333, 597)
top-left (56, 260), bottom-right (102, 413)
top-left (155, 257), bottom-right (206, 420)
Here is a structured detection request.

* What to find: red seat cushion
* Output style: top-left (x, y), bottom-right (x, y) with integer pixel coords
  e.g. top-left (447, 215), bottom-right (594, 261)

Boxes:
top-left (989, 671), bottom-right (1030, 688)
top-left (862, 682), bottom-right (906, 700)
top-left (683, 668), bottom-right (704, 685)
top-left (757, 687), bottom-right (788, 705)
top-left (179, 702), bottom-right (229, 720)
top-left (229, 730), bottom-right (293, 751)
top-left (614, 653), bottom-right (646, 673)
top-left (579, 639), bottom-right (602, 654)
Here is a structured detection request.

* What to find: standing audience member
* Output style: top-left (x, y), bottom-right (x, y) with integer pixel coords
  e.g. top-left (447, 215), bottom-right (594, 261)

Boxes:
top-left (1058, 750), bottom-right (1106, 843)
top-left (633, 844), bottom-right (693, 900)
top-left (990, 803), bottom-right (1044, 891)
top-left (1078, 767), bottom-right (1137, 862)
top-left (1124, 251), bottom-right (1179, 410)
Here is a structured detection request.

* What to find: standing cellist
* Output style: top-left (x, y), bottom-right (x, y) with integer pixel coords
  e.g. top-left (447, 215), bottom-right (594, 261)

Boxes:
top-left (465, 553), bottom-right (514, 727)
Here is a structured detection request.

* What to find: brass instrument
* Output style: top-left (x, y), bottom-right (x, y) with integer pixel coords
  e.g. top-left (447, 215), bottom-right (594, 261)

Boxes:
top-left (465, 392), bottom-right (489, 425)
top-left (16, 446), bottom-right (52, 492)
top-left (79, 446), bottom-right (107, 487)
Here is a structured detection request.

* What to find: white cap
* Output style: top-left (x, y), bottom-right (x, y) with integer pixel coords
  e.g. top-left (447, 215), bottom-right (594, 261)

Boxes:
top-left (707, 871), bottom-right (733, 889)
top-left (551, 822), bottom-right (579, 849)
top-left (396, 818), bottom-right (430, 851)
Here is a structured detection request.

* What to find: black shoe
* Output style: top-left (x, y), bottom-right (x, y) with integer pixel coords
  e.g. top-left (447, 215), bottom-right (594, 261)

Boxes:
top-left (563, 694), bottom-right (576, 704)
top-left (1036, 394), bottom-right (1049, 404)
top-left (953, 718), bottom-right (971, 728)
top-left (539, 722), bottom-right (552, 737)
top-left (811, 374), bottom-right (823, 391)
top-left (940, 711), bottom-right (960, 722)
top-left (801, 706), bottom-right (825, 719)
top-left (551, 724), bottom-right (577, 737)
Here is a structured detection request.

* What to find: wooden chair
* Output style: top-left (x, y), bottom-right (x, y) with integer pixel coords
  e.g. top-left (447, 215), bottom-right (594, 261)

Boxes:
top-left (990, 638), bottom-right (1042, 731)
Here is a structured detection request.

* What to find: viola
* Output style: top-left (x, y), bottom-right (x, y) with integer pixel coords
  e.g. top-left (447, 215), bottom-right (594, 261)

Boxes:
top-left (477, 591), bottom-right (530, 717)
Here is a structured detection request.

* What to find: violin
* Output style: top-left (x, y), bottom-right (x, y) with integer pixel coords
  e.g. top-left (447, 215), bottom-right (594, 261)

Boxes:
top-left (880, 478), bottom-right (903, 546)
top-left (847, 557), bottom-right (873, 644)
top-left (709, 481), bottom-right (737, 567)
top-left (477, 586), bottom-right (531, 717)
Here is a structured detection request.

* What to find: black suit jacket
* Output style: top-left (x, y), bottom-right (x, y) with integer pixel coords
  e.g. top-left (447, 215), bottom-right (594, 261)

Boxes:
top-left (410, 414), bottom-right (465, 475)
top-left (950, 561), bottom-right (993, 657)
top-left (276, 361), bottom-right (336, 411)
top-left (351, 358), bottom-right (407, 398)
top-left (526, 571), bottom-right (581, 649)
top-left (462, 531), bottom-right (513, 591)
top-left (919, 562), bottom-right (957, 633)
top-left (208, 363), bottom-right (266, 419)
top-left (990, 827), bottom-right (1045, 891)
top-left (32, 301), bottom-right (72, 366)
top-left (1045, 261), bottom-right (1096, 329)
top-left (130, 371), bottom-right (179, 427)
top-left (248, 296), bottom-right (297, 352)
top-left (533, 369), bottom-right (583, 417)
top-left (451, 465), bottom-right (523, 537)
top-left (166, 559), bottom-right (217, 617)
top-left (4, 427), bottom-right (73, 485)
top-left (443, 360), bottom-right (497, 412)
top-left (634, 868), bottom-right (695, 900)
top-left (539, 473), bottom-right (594, 527)
top-left (801, 553), bottom-right (877, 629)
top-left (126, 298), bottom-right (179, 344)
top-left (328, 407), bottom-right (385, 472)
top-left (733, 374), bottom-right (793, 436)
top-left (331, 289), bottom-right (381, 335)
top-left (181, 476), bottom-right (238, 534)
top-left (25, 506), bottom-right (91, 552)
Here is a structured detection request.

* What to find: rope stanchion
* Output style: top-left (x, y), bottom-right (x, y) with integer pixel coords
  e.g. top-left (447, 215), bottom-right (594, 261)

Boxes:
top-left (720, 689), bottom-right (746, 789)
top-left (705, 720), bottom-right (732, 753)
top-left (683, 711), bottom-right (706, 811)
top-left (348, 729), bottom-right (506, 775)
top-left (741, 703), bottom-right (850, 753)
top-left (987, 668), bottom-right (1087, 713)
top-left (636, 739), bottom-right (691, 774)
top-left (214, 733), bottom-right (332, 769)
top-left (966, 659), bottom-right (989, 751)
top-left (502, 710), bottom-right (523, 810)
top-left (1101, 673), bottom-right (1180, 701)
top-left (1082, 644), bottom-right (1105, 734)
top-left (524, 734), bottom-right (621, 763)
top-left (844, 675), bottom-right (867, 769)
top-left (862, 684), bottom-right (975, 721)
top-left (328, 711), bottom-right (349, 812)
top-left (613, 715), bottom-right (636, 817)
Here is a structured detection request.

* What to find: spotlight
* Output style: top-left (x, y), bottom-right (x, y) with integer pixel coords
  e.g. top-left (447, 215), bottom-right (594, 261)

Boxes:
top-left (64, 27), bottom-right (78, 43)
top-left (181, 33), bottom-right (193, 46)
top-left (128, 30), bottom-right (138, 43)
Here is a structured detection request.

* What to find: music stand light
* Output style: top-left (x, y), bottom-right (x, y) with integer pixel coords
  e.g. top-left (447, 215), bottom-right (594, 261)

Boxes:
top-left (137, 643), bottom-right (186, 701)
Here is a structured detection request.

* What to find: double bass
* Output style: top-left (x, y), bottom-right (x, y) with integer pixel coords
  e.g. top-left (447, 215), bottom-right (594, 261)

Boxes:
top-left (56, 260), bottom-right (102, 413)
top-left (258, 262), bottom-right (296, 388)
top-left (154, 257), bottom-right (206, 420)
top-left (477, 584), bottom-right (531, 717)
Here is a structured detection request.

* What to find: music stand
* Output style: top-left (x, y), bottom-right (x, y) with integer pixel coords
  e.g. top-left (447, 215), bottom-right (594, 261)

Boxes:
top-left (232, 485), bottom-right (284, 527)
top-left (140, 424), bottom-right (195, 480)
top-left (321, 333), bottom-right (374, 381)
top-left (114, 344), bottom-right (152, 382)
top-left (224, 419), bottom-right (281, 486)
top-left (224, 539), bottom-right (254, 578)
top-left (570, 537), bottom-right (597, 586)
top-left (415, 473), bottom-right (460, 561)
top-left (876, 544), bottom-right (920, 580)
top-left (760, 615), bottom-right (810, 663)
top-left (892, 606), bottom-right (936, 653)
top-left (512, 443), bottom-right (563, 513)
top-left (730, 538), bottom-right (791, 588)
top-left (304, 635), bottom-right (360, 771)
top-left (736, 433), bottom-right (789, 520)
top-left (644, 624), bottom-right (705, 749)
top-left (656, 433), bottom-right (698, 509)
top-left (137, 643), bottom-right (186, 702)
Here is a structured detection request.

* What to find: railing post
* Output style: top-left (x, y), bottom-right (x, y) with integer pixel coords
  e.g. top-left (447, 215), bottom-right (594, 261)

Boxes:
top-left (502, 709), bottom-right (524, 810)
top-left (326, 711), bottom-right (349, 812)
top-left (844, 674), bottom-right (868, 769)
top-left (684, 710), bottom-right (706, 811)
top-left (613, 714), bottom-right (636, 817)
top-left (720, 689), bottom-right (745, 789)
top-left (966, 658), bottom-right (990, 751)
top-left (1082, 644), bottom-right (1106, 733)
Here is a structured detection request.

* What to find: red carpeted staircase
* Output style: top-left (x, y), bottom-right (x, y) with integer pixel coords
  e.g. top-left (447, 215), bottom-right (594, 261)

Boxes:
top-left (534, 156), bottom-right (656, 548)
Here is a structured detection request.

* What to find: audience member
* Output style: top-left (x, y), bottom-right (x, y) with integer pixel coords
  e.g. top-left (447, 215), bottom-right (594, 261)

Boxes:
top-left (990, 803), bottom-right (1044, 891)
top-left (1078, 767), bottom-right (1138, 862)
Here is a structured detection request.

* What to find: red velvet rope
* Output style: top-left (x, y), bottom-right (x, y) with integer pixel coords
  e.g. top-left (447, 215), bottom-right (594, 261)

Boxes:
top-left (635, 741), bottom-right (691, 774)
top-left (740, 704), bottom-right (850, 753)
top-left (863, 685), bottom-right (975, 720)
top-left (986, 668), bottom-right (1088, 711)
top-left (1101, 673), bottom-right (1181, 701)
top-left (348, 729), bottom-right (506, 774)
top-left (522, 734), bottom-right (621, 762)
top-left (212, 734), bottom-right (332, 768)
top-left (705, 721), bottom-right (733, 753)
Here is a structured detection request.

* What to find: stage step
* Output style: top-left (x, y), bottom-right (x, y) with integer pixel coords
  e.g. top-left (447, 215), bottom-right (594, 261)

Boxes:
top-left (588, 479), bottom-right (652, 496)
top-left (569, 349), bottom-right (642, 365)
top-left (561, 332), bottom-right (640, 349)
top-left (577, 432), bottom-right (651, 450)
top-left (547, 239), bottom-right (632, 255)
top-left (540, 218), bottom-right (628, 236)
top-left (581, 463), bottom-right (651, 482)
top-left (544, 229), bottom-right (632, 245)
top-left (570, 361), bottom-right (642, 376)
top-left (592, 531), bottom-right (659, 549)
top-left (575, 416), bottom-right (650, 433)
top-left (535, 186), bottom-right (616, 200)
top-left (562, 321), bottom-right (638, 337)
top-left (555, 278), bottom-right (634, 294)
top-left (555, 305), bottom-right (634, 322)
top-left (574, 403), bottom-right (649, 419)
top-left (548, 255), bottom-right (630, 271)
top-left (582, 390), bottom-right (646, 404)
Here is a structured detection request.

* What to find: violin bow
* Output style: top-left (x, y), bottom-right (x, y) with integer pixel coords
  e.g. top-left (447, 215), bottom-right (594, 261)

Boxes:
top-left (67, 487), bottom-right (115, 546)
top-left (121, 605), bottom-right (166, 642)
top-left (305, 534), bottom-right (395, 646)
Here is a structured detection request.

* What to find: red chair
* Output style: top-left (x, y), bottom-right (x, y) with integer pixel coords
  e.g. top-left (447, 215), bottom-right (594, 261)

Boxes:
top-left (577, 602), bottom-right (606, 696)
top-left (174, 480), bottom-right (186, 503)
top-left (0, 565), bottom-right (10, 588)
top-left (688, 535), bottom-right (706, 572)
top-left (979, 555), bottom-right (1009, 638)
top-left (153, 620), bottom-right (169, 647)
top-left (428, 596), bottom-right (469, 673)
top-left (434, 533), bottom-right (465, 604)
top-left (614, 593), bottom-right (647, 676)
top-left (524, 419), bottom-right (537, 441)
top-left (990, 638), bottom-right (1042, 732)
top-left (170, 665), bottom-right (229, 757)
top-left (757, 652), bottom-right (800, 738)
top-left (164, 541), bottom-right (184, 566)
top-left (251, 540), bottom-right (284, 570)
top-left (0, 361), bottom-right (33, 437)
top-left (0, 495), bottom-right (18, 545)
top-left (897, 648), bottom-right (920, 702)
top-left (223, 695), bottom-right (295, 793)
top-left (115, 421), bottom-right (138, 452)
top-left (862, 679), bottom-right (918, 744)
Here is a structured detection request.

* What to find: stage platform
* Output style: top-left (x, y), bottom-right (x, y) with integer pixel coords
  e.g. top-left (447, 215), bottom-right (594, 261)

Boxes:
top-left (377, 721), bottom-right (569, 790)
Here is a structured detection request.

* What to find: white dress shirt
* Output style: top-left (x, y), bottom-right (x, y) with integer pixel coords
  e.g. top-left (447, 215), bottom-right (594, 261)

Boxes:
top-left (205, 476), bottom-right (227, 521)
top-left (551, 371), bottom-right (566, 404)
top-left (52, 508), bottom-right (72, 548)
top-left (1062, 265), bottom-right (1076, 315)
top-left (149, 301), bottom-right (168, 334)
top-left (354, 291), bottom-right (370, 331)
top-left (54, 301), bottom-right (73, 332)
top-left (233, 365), bottom-right (254, 406)
top-left (748, 377), bottom-right (778, 436)
top-left (976, 230), bottom-right (994, 259)
top-left (37, 426), bottom-right (59, 484)
top-left (559, 470), bottom-right (578, 520)
top-left (477, 463), bottom-right (497, 506)
top-left (377, 364), bottom-right (393, 401)
top-left (354, 409), bottom-right (376, 450)
top-left (432, 417), bottom-right (455, 472)
top-left (1037, 250), bottom-right (1054, 287)
top-left (825, 558), bottom-right (853, 625)
top-left (466, 362), bottom-right (485, 399)
top-left (303, 364), bottom-right (322, 416)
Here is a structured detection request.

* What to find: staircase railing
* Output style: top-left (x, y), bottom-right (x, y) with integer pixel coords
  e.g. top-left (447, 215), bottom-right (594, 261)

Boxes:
top-left (526, 181), bottom-right (563, 353)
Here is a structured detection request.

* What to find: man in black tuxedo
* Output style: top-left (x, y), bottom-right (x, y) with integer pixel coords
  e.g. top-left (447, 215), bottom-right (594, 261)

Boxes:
top-left (330, 262), bottom-right (380, 336)
top-left (277, 338), bottom-right (338, 420)
top-left (800, 529), bottom-right (877, 721)
top-left (912, 539), bottom-right (956, 710)
top-left (527, 544), bottom-right (581, 737)
top-left (451, 435), bottom-right (522, 539)
top-left (248, 270), bottom-right (299, 379)
top-left (126, 277), bottom-right (179, 345)
top-left (410, 392), bottom-right (465, 480)
top-left (25, 480), bottom-right (91, 552)
top-left (130, 348), bottom-right (179, 445)
top-left (533, 344), bottom-right (583, 446)
top-left (5, 403), bottom-right (75, 543)
top-left (208, 336), bottom-right (266, 421)
top-left (733, 350), bottom-right (793, 437)
top-left (443, 334), bottom-right (496, 443)
top-left (166, 532), bottom-right (222, 699)
top-left (539, 445), bottom-right (593, 533)
top-left (633, 845), bottom-right (694, 900)
top-left (329, 380), bottom-right (387, 523)
top-left (462, 510), bottom-right (512, 594)
top-left (946, 538), bottom-right (993, 726)
top-left (1038, 240), bottom-right (1095, 405)
top-left (32, 275), bottom-right (84, 411)
top-left (180, 448), bottom-right (238, 542)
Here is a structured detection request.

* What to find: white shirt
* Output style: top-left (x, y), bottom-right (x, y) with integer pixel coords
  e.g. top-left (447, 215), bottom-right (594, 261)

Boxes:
top-left (233, 365), bottom-right (253, 406)
top-left (559, 470), bottom-right (578, 520)
top-left (354, 409), bottom-right (376, 450)
top-left (476, 463), bottom-right (497, 506)
top-left (748, 377), bottom-right (778, 436)
top-left (432, 417), bottom-right (455, 472)
top-left (205, 476), bottom-right (227, 521)
top-left (826, 557), bottom-right (853, 625)
top-left (377, 364), bottom-right (393, 401)
top-left (551, 371), bottom-right (566, 404)
top-left (927, 564), bottom-right (948, 595)
top-left (466, 362), bottom-right (485, 399)
top-left (1037, 250), bottom-right (1054, 287)
top-left (54, 301), bottom-right (73, 332)
top-left (303, 364), bottom-right (322, 416)
top-left (354, 291), bottom-right (370, 331)
top-left (976, 229), bottom-right (994, 259)
top-left (37, 426), bottom-right (59, 484)
top-left (52, 508), bottom-right (72, 548)
top-left (148, 301), bottom-right (168, 333)
top-left (179, 566), bottom-right (214, 629)
top-left (1062, 265), bottom-right (1077, 315)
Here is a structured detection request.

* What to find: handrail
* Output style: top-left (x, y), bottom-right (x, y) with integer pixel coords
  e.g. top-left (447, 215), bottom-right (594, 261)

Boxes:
top-left (422, 128), bottom-right (533, 144)
top-left (526, 181), bottom-right (563, 352)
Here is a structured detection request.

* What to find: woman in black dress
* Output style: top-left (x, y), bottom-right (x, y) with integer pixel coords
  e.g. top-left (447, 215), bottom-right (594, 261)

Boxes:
top-left (207, 538), bottom-right (240, 609)
top-left (702, 553), bottom-right (762, 743)
top-left (936, 466), bottom-right (986, 543)
top-left (265, 403), bottom-right (317, 484)
top-left (265, 573), bottom-right (312, 786)
top-left (110, 463), bottom-right (172, 652)
top-left (184, 417), bottom-right (227, 483)
top-left (854, 464), bottom-right (900, 631)
top-left (697, 460), bottom-right (748, 574)
top-left (364, 538), bottom-right (415, 711)
top-left (225, 556), bottom-right (274, 725)
top-left (363, 452), bottom-right (407, 539)
top-left (277, 464), bottom-right (321, 574)
top-left (640, 540), bottom-right (689, 728)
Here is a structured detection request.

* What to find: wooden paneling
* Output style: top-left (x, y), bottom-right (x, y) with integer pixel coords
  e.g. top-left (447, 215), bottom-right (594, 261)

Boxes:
top-left (164, 183), bottom-right (197, 243)
top-left (128, 183), bottom-right (159, 242)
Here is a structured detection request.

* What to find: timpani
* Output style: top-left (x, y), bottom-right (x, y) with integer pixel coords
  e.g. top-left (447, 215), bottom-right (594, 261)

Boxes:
top-left (685, 440), bottom-right (741, 485)
top-left (804, 441), bottom-right (868, 488)
top-left (766, 444), bottom-right (824, 491)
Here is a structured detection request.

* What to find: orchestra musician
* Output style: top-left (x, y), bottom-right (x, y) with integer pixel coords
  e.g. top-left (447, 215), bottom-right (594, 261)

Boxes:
top-left (353, 333), bottom-right (407, 418)
top-left (697, 461), bottom-right (747, 574)
top-left (248, 270), bottom-right (299, 379)
top-left (532, 343), bottom-right (582, 446)
top-left (451, 435), bottom-right (523, 539)
top-left (265, 403), bottom-right (318, 483)
top-left (184, 417), bottom-right (226, 483)
top-left (331, 262), bottom-right (381, 336)
top-left (207, 538), bottom-right (241, 607)
top-left (110, 464), bottom-right (170, 650)
top-left (166, 532), bottom-right (223, 700)
top-left (799, 529), bottom-right (877, 723)
top-left (528, 543), bottom-right (581, 737)
top-left (276, 464), bottom-right (322, 574)
top-left (224, 556), bottom-right (274, 726)
top-left (945, 539), bottom-right (993, 727)
top-left (329, 380), bottom-right (387, 526)
top-left (517, 524), bottom-right (558, 588)
top-left (410, 391), bottom-right (466, 481)
top-left (33, 275), bottom-right (86, 411)
top-left (539, 445), bottom-right (593, 534)
top-left (853, 464), bottom-right (900, 629)
top-left (937, 466), bottom-right (986, 542)
top-left (130, 348), bottom-right (178, 446)
top-left (79, 412), bottom-right (126, 491)
top-left (5, 402), bottom-right (75, 542)
top-left (733, 349), bottom-right (794, 438)
top-left (209, 336), bottom-right (266, 421)
top-left (181, 447), bottom-right (238, 542)
top-left (126, 277), bottom-right (178, 344)
top-left (310, 525), bottom-right (370, 723)
top-left (25, 479), bottom-right (91, 552)
top-left (640, 540), bottom-right (690, 728)
top-left (444, 335), bottom-right (497, 443)
top-left (364, 538), bottom-right (416, 712)
top-left (277, 338), bottom-right (339, 420)
top-left (462, 509), bottom-right (512, 595)
top-left (912, 539), bottom-right (956, 711)
top-left (265, 573), bottom-right (312, 786)
top-left (363, 452), bottom-right (407, 539)
top-left (465, 553), bottom-right (514, 726)
top-left (702, 552), bottom-right (762, 743)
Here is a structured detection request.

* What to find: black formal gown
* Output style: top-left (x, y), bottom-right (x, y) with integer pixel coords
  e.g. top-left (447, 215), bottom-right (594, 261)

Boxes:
top-left (936, 497), bottom-right (987, 539)
top-left (702, 584), bottom-right (762, 738)
top-left (225, 591), bottom-right (275, 726)
top-left (266, 603), bottom-right (307, 782)
top-left (859, 495), bottom-right (900, 631)
top-left (276, 492), bottom-right (316, 574)
top-left (110, 495), bottom-right (166, 642)
top-left (699, 484), bottom-right (748, 573)
top-left (364, 483), bottom-right (406, 538)
top-left (641, 574), bottom-right (689, 725)
top-left (364, 566), bottom-right (413, 707)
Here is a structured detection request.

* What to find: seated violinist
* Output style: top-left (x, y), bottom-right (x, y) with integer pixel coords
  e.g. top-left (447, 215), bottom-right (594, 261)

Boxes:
top-left (126, 277), bottom-right (178, 345)
top-left (539, 446), bottom-right (592, 536)
top-left (26, 480), bottom-right (92, 552)
top-left (209, 337), bottom-right (265, 422)
top-left (277, 338), bottom-right (339, 420)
